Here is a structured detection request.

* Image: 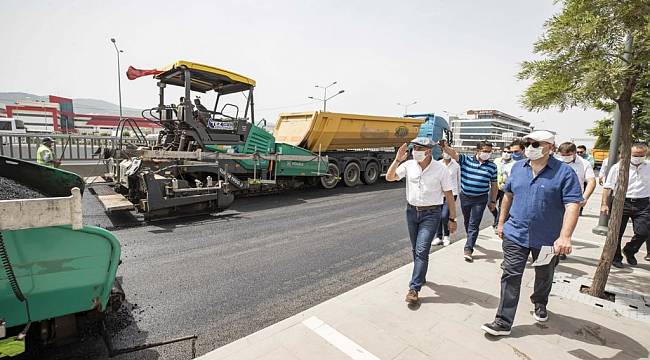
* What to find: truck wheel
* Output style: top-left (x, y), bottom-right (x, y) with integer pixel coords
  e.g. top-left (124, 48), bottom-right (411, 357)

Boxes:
top-left (361, 162), bottom-right (379, 185)
top-left (320, 163), bottom-right (340, 189)
top-left (343, 162), bottom-right (361, 187)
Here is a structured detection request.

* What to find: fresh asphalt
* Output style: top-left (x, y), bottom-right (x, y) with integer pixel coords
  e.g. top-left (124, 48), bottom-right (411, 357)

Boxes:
top-left (36, 179), bottom-right (495, 360)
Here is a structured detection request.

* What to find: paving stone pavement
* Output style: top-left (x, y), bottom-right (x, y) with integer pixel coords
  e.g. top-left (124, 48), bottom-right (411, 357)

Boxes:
top-left (198, 187), bottom-right (650, 360)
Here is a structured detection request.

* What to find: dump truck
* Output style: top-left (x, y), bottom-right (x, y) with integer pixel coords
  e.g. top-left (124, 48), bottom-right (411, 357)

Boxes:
top-left (592, 148), bottom-right (608, 168)
top-left (273, 111), bottom-right (452, 188)
top-left (0, 155), bottom-right (122, 356)
top-left (100, 60), bottom-right (451, 218)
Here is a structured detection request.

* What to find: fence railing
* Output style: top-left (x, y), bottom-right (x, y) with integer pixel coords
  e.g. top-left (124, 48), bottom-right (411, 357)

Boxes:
top-left (0, 133), bottom-right (154, 161)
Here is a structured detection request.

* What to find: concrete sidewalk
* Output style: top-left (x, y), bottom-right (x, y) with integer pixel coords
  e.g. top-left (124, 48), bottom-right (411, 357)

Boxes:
top-left (198, 187), bottom-right (650, 360)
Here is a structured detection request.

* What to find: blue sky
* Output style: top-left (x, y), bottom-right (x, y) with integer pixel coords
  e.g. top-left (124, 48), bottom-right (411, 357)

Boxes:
top-left (0, 0), bottom-right (605, 144)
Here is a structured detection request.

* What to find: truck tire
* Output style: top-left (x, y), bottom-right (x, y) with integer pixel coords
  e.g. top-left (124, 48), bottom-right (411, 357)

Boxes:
top-left (320, 163), bottom-right (340, 189)
top-left (343, 162), bottom-right (361, 187)
top-left (361, 162), bottom-right (379, 185)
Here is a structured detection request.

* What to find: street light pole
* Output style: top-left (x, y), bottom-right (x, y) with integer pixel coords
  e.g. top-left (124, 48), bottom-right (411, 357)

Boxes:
top-left (309, 81), bottom-right (344, 112)
top-left (397, 101), bottom-right (417, 116)
top-left (110, 38), bottom-right (124, 121)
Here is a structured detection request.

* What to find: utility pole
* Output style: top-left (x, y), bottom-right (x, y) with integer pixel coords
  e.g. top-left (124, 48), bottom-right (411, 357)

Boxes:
top-left (592, 34), bottom-right (633, 236)
top-left (309, 81), bottom-right (344, 112)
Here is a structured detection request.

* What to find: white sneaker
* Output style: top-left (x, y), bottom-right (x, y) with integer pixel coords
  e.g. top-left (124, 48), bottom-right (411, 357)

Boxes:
top-left (442, 236), bottom-right (450, 246)
top-left (432, 238), bottom-right (443, 246)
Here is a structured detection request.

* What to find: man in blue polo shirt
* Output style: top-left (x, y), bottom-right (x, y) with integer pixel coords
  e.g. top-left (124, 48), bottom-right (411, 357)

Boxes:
top-left (481, 130), bottom-right (583, 336)
top-left (442, 140), bottom-right (498, 262)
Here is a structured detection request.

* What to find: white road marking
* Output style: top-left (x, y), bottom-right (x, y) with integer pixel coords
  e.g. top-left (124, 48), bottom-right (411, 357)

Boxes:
top-left (302, 316), bottom-right (381, 360)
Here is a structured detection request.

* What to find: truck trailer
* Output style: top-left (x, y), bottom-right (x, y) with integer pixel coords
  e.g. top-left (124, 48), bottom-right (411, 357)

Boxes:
top-left (274, 111), bottom-right (452, 188)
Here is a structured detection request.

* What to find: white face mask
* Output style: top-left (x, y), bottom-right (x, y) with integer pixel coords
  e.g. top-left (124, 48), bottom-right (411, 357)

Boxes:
top-left (442, 153), bottom-right (451, 160)
top-left (525, 145), bottom-right (544, 161)
top-left (478, 152), bottom-right (491, 161)
top-left (502, 152), bottom-right (512, 160)
top-left (560, 155), bottom-right (575, 163)
top-left (631, 156), bottom-right (645, 165)
top-left (413, 150), bottom-right (427, 162)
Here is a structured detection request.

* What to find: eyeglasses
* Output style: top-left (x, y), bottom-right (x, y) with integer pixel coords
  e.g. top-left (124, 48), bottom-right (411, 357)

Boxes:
top-left (576, 151), bottom-right (585, 154)
top-left (526, 141), bottom-right (541, 148)
top-left (503, 151), bottom-right (512, 154)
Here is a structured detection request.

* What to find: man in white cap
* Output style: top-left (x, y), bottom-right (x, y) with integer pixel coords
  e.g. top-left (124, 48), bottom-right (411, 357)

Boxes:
top-left (386, 137), bottom-right (458, 304)
top-left (482, 130), bottom-right (583, 336)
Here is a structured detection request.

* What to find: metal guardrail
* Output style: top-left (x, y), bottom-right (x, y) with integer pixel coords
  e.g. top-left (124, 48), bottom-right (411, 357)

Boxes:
top-left (0, 133), bottom-right (154, 161)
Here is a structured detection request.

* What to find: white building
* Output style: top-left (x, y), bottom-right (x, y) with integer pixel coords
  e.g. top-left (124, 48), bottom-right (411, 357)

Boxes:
top-left (8, 100), bottom-right (62, 133)
top-left (450, 110), bottom-right (531, 151)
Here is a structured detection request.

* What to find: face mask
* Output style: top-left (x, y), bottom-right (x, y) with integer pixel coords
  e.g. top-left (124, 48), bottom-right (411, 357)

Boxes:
top-left (502, 153), bottom-right (512, 160)
top-left (442, 153), bottom-right (451, 160)
top-left (578, 153), bottom-right (587, 159)
top-left (561, 155), bottom-right (575, 163)
top-left (631, 156), bottom-right (645, 165)
top-left (478, 152), bottom-right (491, 161)
top-left (511, 152), bottom-right (524, 161)
top-left (525, 145), bottom-right (544, 161)
top-left (413, 150), bottom-right (427, 162)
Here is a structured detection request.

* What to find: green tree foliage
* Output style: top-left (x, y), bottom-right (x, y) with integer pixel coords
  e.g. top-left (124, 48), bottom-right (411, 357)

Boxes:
top-left (588, 77), bottom-right (650, 148)
top-left (516, 0), bottom-right (650, 297)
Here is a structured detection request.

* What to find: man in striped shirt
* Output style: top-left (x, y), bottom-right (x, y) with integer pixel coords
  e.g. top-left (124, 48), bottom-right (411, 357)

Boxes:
top-left (442, 140), bottom-right (498, 262)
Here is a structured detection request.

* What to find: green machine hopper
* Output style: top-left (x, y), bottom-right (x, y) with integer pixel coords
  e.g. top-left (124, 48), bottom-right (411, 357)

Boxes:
top-left (0, 156), bottom-right (121, 355)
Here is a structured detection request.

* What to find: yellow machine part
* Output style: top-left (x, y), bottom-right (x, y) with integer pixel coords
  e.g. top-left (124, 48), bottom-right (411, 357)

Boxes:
top-left (273, 112), bottom-right (424, 152)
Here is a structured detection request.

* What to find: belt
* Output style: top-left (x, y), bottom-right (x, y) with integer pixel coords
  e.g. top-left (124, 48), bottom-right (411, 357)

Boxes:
top-left (407, 203), bottom-right (442, 211)
top-left (625, 197), bottom-right (649, 203)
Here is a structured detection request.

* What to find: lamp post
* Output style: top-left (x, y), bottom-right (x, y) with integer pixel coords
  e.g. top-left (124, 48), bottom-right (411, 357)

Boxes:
top-left (309, 81), bottom-right (344, 111)
top-left (397, 101), bottom-right (417, 116)
top-left (110, 38), bottom-right (124, 121)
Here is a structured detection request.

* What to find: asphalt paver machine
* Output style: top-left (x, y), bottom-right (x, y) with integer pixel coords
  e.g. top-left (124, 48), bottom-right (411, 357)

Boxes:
top-left (105, 61), bottom-right (328, 219)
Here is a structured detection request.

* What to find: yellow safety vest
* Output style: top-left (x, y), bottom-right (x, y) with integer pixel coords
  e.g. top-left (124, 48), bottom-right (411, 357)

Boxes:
top-left (36, 145), bottom-right (55, 167)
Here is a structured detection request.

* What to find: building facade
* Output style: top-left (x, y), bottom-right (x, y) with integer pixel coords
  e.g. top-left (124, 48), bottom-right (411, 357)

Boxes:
top-left (3, 95), bottom-right (160, 135)
top-left (450, 110), bottom-right (531, 151)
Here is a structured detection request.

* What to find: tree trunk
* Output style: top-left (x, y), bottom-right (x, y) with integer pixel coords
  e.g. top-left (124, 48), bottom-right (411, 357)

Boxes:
top-left (589, 98), bottom-right (633, 297)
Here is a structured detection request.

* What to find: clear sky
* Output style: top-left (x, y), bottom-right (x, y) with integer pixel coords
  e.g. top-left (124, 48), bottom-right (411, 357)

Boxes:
top-left (0, 0), bottom-right (605, 144)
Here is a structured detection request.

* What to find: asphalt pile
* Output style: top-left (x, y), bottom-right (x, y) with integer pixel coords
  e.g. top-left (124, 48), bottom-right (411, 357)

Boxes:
top-left (0, 176), bottom-right (46, 200)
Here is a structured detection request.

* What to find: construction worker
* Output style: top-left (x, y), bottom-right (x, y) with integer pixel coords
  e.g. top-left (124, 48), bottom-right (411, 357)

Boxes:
top-left (36, 137), bottom-right (60, 168)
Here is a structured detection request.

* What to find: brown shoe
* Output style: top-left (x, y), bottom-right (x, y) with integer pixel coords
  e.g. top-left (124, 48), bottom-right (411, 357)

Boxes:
top-left (405, 289), bottom-right (419, 303)
top-left (464, 250), bottom-right (473, 263)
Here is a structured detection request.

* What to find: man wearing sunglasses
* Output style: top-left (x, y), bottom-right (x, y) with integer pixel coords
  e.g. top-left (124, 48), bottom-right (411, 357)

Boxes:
top-left (557, 142), bottom-right (597, 221)
top-left (482, 130), bottom-right (583, 336)
top-left (577, 145), bottom-right (595, 168)
top-left (441, 140), bottom-right (498, 262)
top-left (387, 137), bottom-right (458, 304)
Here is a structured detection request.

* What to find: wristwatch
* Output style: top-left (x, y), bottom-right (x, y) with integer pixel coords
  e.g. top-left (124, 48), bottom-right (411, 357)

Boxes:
top-left (449, 217), bottom-right (457, 222)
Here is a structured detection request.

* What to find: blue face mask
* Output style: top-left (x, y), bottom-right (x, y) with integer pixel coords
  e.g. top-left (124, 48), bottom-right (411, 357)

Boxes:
top-left (512, 151), bottom-right (524, 161)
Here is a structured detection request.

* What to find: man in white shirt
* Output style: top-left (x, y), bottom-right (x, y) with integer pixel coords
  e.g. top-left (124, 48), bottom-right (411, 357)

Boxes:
top-left (601, 143), bottom-right (650, 267)
top-left (557, 142), bottom-right (597, 216)
top-left (434, 152), bottom-right (460, 246)
top-left (387, 137), bottom-right (458, 304)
